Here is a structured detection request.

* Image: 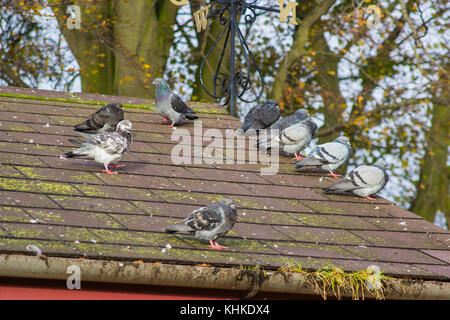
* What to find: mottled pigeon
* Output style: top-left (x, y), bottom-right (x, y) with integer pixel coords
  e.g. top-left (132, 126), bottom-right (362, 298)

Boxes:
top-left (153, 78), bottom-right (198, 127)
top-left (268, 108), bottom-right (309, 131)
top-left (239, 100), bottom-right (280, 134)
top-left (165, 199), bottom-right (237, 250)
top-left (74, 103), bottom-right (124, 133)
top-left (257, 116), bottom-right (318, 160)
top-left (294, 136), bottom-right (352, 177)
top-left (64, 120), bottom-right (133, 175)
top-left (323, 159), bottom-right (389, 200)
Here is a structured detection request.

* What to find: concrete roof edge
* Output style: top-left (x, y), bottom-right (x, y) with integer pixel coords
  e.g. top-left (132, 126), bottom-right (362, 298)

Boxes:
top-left (0, 254), bottom-right (448, 300)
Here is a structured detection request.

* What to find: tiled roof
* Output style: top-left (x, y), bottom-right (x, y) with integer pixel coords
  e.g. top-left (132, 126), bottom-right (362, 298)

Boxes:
top-left (0, 86), bottom-right (449, 286)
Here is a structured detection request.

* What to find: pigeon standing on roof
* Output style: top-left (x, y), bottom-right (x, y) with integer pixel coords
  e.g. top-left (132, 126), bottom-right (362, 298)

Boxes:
top-left (294, 136), bottom-right (352, 177)
top-left (257, 116), bottom-right (318, 160)
top-left (153, 78), bottom-right (198, 127)
top-left (238, 100), bottom-right (280, 134)
top-left (165, 199), bottom-right (237, 250)
top-left (74, 103), bottom-right (124, 133)
top-left (64, 120), bottom-right (133, 175)
top-left (268, 108), bottom-right (309, 131)
top-left (323, 159), bottom-right (389, 200)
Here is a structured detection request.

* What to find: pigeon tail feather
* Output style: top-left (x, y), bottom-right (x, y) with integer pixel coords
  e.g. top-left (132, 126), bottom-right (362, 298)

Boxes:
top-left (324, 180), bottom-right (356, 193)
top-left (165, 223), bottom-right (194, 233)
top-left (294, 158), bottom-right (323, 168)
top-left (185, 113), bottom-right (199, 120)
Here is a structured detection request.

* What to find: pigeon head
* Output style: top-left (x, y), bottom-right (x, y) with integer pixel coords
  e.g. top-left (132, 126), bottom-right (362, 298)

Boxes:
top-left (335, 136), bottom-right (350, 145)
top-left (294, 108), bottom-right (309, 121)
top-left (153, 78), bottom-right (169, 96)
top-left (107, 102), bottom-right (123, 109)
top-left (116, 120), bottom-right (132, 132)
top-left (220, 198), bottom-right (236, 210)
top-left (374, 159), bottom-right (388, 168)
top-left (265, 99), bottom-right (278, 107)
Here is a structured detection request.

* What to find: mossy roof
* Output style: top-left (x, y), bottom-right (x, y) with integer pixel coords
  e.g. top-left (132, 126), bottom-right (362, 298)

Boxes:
top-left (0, 86), bottom-right (449, 283)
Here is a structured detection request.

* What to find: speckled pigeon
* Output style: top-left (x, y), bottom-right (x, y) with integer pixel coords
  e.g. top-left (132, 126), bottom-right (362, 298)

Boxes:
top-left (257, 116), bottom-right (318, 160)
top-left (239, 100), bottom-right (280, 134)
top-left (294, 136), bottom-right (352, 177)
top-left (64, 120), bottom-right (133, 175)
top-left (153, 78), bottom-right (198, 127)
top-left (74, 103), bottom-right (124, 133)
top-left (268, 108), bottom-right (309, 131)
top-left (165, 199), bottom-right (237, 250)
top-left (323, 159), bottom-right (389, 200)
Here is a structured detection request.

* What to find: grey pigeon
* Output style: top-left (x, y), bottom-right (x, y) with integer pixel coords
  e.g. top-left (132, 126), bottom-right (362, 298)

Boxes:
top-left (74, 103), bottom-right (124, 133)
top-left (323, 159), bottom-right (389, 200)
top-left (294, 136), bottom-right (352, 177)
top-left (64, 120), bottom-right (132, 175)
top-left (268, 108), bottom-right (309, 131)
top-left (257, 116), bottom-right (318, 160)
top-left (153, 78), bottom-right (198, 127)
top-left (239, 100), bottom-right (280, 134)
top-left (165, 199), bottom-right (237, 250)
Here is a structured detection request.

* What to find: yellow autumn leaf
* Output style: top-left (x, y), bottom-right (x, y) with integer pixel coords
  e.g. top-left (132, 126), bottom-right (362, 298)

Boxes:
top-left (328, 71), bottom-right (336, 76)
top-left (357, 95), bottom-right (363, 104)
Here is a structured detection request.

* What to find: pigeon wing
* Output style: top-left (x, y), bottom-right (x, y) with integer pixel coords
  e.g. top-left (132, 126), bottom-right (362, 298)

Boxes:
top-left (352, 165), bottom-right (386, 187)
top-left (313, 142), bottom-right (346, 165)
top-left (240, 107), bottom-right (257, 132)
top-left (170, 93), bottom-right (195, 115)
top-left (280, 123), bottom-right (308, 146)
top-left (184, 204), bottom-right (223, 232)
top-left (74, 106), bottom-right (110, 132)
top-left (76, 132), bottom-right (127, 154)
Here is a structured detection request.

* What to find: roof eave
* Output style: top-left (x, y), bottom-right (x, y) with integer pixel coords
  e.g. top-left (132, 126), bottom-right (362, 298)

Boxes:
top-left (0, 254), bottom-right (448, 300)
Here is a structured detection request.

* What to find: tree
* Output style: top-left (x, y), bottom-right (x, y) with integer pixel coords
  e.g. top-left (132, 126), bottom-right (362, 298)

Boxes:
top-left (49, 0), bottom-right (179, 98)
top-left (0, 1), bottom-right (76, 90)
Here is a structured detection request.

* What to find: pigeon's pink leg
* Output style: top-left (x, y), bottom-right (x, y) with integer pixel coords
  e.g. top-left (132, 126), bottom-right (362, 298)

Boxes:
top-left (111, 164), bottom-right (125, 168)
top-left (327, 171), bottom-right (341, 178)
top-left (168, 123), bottom-right (176, 128)
top-left (160, 118), bottom-right (169, 123)
top-left (365, 196), bottom-right (377, 201)
top-left (293, 153), bottom-right (304, 161)
top-left (208, 240), bottom-right (228, 250)
top-left (102, 164), bottom-right (117, 175)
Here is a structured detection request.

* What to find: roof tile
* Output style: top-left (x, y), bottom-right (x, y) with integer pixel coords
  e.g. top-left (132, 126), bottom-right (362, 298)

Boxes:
top-left (0, 91), bottom-right (448, 284)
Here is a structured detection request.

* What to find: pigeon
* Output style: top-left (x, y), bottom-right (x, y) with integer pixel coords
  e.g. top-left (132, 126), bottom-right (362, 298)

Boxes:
top-left (153, 78), bottom-right (198, 127)
top-left (268, 108), bottom-right (309, 131)
top-left (323, 159), bottom-right (389, 200)
top-left (165, 199), bottom-right (237, 250)
top-left (74, 103), bottom-right (124, 133)
top-left (64, 120), bottom-right (133, 175)
top-left (257, 116), bottom-right (318, 160)
top-left (239, 100), bottom-right (280, 134)
top-left (294, 136), bottom-right (352, 177)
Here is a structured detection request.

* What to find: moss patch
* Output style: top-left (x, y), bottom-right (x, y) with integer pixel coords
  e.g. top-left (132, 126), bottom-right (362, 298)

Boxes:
top-left (0, 177), bottom-right (81, 195)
